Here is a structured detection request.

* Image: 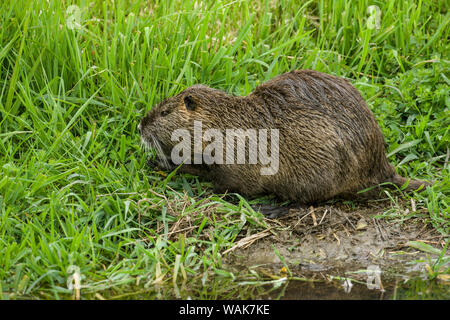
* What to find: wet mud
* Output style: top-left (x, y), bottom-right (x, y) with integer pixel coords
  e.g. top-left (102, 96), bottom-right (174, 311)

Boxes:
top-left (225, 200), bottom-right (448, 299)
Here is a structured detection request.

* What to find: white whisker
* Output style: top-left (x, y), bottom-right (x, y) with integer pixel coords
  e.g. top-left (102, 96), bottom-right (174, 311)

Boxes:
top-left (151, 135), bottom-right (171, 169)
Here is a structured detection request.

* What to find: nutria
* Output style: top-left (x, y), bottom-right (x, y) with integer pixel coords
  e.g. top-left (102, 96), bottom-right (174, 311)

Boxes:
top-left (138, 70), bottom-right (430, 213)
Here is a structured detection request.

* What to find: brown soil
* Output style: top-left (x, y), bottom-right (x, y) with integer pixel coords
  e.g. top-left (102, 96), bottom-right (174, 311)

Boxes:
top-left (225, 200), bottom-right (446, 278)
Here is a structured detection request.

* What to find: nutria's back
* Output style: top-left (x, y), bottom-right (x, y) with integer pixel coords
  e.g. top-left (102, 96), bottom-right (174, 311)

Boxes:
top-left (139, 69), bottom-right (430, 204)
top-left (241, 70), bottom-right (397, 201)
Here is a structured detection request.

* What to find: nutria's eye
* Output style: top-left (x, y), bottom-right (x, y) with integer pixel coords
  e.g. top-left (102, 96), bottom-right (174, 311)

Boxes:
top-left (184, 95), bottom-right (196, 111)
top-left (160, 110), bottom-right (170, 117)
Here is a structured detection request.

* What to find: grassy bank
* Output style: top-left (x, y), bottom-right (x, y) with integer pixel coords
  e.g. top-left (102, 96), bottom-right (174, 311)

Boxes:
top-left (0, 0), bottom-right (448, 299)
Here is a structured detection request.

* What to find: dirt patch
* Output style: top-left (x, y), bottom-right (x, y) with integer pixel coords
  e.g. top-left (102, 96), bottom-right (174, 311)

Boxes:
top-left (226, 200), bottom-right (446, 277)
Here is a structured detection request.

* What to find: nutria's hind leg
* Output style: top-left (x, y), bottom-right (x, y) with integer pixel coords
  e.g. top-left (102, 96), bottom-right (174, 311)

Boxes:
top-left (251, 203), bottom-right (307, 219)
top-left (251, 204), bottom-right (290, 218)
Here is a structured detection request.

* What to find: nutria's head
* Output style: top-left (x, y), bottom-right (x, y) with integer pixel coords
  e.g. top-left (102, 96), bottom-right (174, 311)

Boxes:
top-left (138, 84), bottom-right (233, 167)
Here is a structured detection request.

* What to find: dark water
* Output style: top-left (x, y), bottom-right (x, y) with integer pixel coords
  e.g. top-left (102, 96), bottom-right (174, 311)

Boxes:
top-left (122, 275), bottom-right (449, 300)
top-left (274, 278), bottom-right (449, 300)
top-left (22, 268), bottom-right (447, 300)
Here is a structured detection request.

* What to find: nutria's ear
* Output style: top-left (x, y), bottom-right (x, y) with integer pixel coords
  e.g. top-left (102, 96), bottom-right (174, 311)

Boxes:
top-left (184, 95), bottom-right (196, 111)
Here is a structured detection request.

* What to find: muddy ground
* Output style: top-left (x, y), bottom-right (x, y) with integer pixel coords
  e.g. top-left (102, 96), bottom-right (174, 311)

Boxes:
top-left (224, 200), bottom-right (447, 287)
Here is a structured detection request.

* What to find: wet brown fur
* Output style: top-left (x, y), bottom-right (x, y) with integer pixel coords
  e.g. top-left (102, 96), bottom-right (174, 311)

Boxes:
top-left (139, 70), bottom-right (430, 204)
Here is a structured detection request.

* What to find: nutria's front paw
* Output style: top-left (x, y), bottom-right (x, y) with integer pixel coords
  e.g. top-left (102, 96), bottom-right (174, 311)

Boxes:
top-left (147, 157), bottom-right (158, 169)
top-left (147, 157), bottom-right (176, 171)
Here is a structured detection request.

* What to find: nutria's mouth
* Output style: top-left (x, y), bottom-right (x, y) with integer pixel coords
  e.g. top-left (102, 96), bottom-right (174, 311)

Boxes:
top-left (141, 134), bottom-right (174, 170)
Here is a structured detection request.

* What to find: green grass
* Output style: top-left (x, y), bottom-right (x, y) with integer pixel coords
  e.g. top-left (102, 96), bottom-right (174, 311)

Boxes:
top-left (0, 0), bottom-right (449, 299)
